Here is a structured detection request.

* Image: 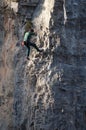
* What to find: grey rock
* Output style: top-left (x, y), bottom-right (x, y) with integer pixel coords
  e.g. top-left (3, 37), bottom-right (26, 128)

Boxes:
top-left (0, 0), bottom-right (86, 130)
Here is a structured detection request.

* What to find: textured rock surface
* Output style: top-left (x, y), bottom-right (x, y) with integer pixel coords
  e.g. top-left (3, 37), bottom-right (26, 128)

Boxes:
top-left (0, 0), bottom-right (18, 130)
top-left (0, 0), bottom-right (86, 130)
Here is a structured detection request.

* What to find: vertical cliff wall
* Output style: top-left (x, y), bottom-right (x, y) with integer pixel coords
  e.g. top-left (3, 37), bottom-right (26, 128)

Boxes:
top-left (13, 0), bottom-right (86, 130)
top-left (0, 0), bottom-right (86, 130)
top-left (0, 0), bottom-right (18, 129)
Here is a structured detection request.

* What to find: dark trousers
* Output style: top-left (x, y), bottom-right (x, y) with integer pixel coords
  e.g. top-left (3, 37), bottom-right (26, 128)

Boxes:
top-left (24, 41), bottom-right (41, 57)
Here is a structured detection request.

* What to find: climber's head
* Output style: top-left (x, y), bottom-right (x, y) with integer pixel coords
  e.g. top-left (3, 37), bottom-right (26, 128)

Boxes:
top-left (30, 28), bottom-right (34, 33)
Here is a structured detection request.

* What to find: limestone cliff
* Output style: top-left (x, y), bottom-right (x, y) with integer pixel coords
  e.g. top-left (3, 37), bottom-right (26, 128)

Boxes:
top-left (0, 0), bottom-right (18, 129)
top-left (0, 0), bottom-right (86, 130)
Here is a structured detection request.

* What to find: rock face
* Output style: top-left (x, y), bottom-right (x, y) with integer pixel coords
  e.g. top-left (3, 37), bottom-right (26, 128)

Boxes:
top-left (0, 0), bottom-right (86, 130)
top-left (0, 0), bottom-right (18, 129)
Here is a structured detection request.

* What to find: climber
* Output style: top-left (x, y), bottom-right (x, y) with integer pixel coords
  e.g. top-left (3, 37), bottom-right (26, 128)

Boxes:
top-left (22, 28), bottom-right (43, 60)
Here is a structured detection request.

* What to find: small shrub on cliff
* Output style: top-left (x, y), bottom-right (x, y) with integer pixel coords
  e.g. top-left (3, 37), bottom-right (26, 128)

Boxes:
top-left (25, 21), bottom-right (33, 32)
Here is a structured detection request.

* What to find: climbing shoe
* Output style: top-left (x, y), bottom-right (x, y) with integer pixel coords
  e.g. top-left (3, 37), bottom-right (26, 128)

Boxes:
top-left (27, 57), bottom-right (30, 60)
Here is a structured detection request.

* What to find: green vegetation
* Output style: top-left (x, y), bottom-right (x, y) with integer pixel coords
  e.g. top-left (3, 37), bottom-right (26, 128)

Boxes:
top-left (25, 21), bottom-right (33, 32)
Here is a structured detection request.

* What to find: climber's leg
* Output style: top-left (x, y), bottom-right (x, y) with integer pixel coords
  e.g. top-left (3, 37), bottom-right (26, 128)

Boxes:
top-left (24, 41), bottom-right (30, 60)
top-left (29, 42), bottom-right (43, 52)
